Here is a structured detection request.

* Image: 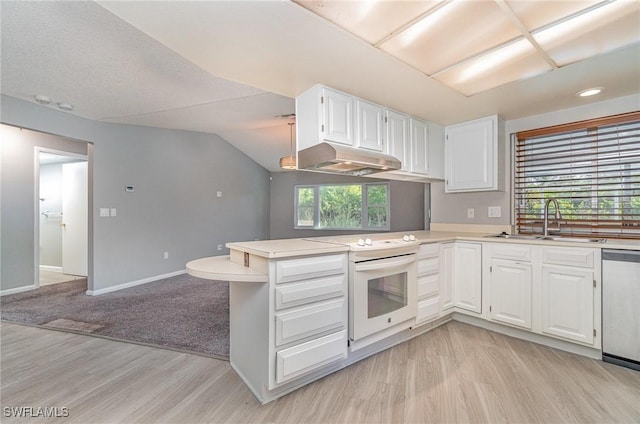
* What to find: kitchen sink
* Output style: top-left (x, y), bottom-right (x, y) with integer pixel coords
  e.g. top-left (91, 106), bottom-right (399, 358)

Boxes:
top-left (540, 236), bottom-right (607, 243)
top-left (485, 233), bottom-right (607, 243)
top-left (484, 233), bottom-right (542, 240)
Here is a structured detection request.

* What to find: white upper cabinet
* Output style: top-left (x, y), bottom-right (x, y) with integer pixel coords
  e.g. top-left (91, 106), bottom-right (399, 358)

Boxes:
top-left (410, 118), bottom-right (429, 175)
top-left (356, 100), bottom-right (384, 151)
top-left (296, 85), bottom-right (355, 150)
top-left (323, 88), bottom-right (355, 146)
top-left (296, 84), bottom-right (444, 181)
top-left (445, 115), bottom-right (503, 192)
top-left (385, 110), bottom-right (410, 171)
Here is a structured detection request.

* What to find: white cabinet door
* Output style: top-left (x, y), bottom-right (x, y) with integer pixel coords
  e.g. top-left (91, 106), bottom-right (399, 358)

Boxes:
top-left (356, 100), bottom-right (384, 151)
top-left (454, 242), bottom-right (482, 313)
top-left (490, 260), bottom-right (533, 329)
top-left (385, 110), bottom-right (410, 171)
top-left (410, 118), bottom-right (429, 175)
top-left (323, 88), bottom-right (355, 146)
top-left (445, 115), bottom-right (497, 192)
top-left (440, 243), bottom-right (455, 310)
top-left (541, 266), bottom-right (594, 345)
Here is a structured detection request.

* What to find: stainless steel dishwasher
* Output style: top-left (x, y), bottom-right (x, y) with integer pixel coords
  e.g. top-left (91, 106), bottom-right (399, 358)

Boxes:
top-left (602, 249), bottom-right (640, 371)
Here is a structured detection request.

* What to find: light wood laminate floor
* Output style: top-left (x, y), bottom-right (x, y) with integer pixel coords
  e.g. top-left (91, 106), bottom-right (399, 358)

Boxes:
top-left (2, 321), bottom-right (639, 423)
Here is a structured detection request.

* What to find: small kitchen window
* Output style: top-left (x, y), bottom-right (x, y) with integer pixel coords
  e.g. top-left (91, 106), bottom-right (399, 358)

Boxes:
top-left (295, 183), bottom-right (390, 230)
top-left (514, 111), bottom-right (640, 239)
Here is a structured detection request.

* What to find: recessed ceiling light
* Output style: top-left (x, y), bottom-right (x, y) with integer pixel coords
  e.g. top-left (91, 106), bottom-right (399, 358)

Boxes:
top-left (576, 87), bottom-right (603, 97)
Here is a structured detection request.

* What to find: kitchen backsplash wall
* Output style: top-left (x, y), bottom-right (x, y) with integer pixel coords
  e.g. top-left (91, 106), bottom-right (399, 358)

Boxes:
top-left (431, 94), bottom-right (640, 227)
top-left (269, 171), bottom-right (426, 239)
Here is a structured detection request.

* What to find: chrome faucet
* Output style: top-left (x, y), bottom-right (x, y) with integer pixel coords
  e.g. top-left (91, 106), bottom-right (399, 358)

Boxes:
top-left (543, 198), bottom-right (562, 236)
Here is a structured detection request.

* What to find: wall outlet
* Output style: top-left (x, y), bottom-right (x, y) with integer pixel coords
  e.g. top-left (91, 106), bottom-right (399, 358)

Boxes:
top-left (488, 206), bottom-right (501, 218)
top-left (217, 244), bottom-right (223, 251)
top-left (467, 208), bottom-right (475, 219)
top-left (164, 251), bottom-right (169, 260)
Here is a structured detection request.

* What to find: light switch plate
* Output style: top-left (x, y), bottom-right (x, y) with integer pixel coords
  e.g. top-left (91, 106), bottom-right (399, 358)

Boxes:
top-left (110, 208), bottom-right (117, 217)
top-left (100, 208), bottom-right (110, 217)
top-left (488, 206), bottom-right (501, 218)
top-left (216, 191), bottom-right (223, 198)
top-left (467, 208), bottom-right (475, 219)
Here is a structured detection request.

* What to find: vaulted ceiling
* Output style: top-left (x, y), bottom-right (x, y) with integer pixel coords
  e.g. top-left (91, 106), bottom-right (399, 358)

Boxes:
top-left (1, 1), bottom-right (638, 171)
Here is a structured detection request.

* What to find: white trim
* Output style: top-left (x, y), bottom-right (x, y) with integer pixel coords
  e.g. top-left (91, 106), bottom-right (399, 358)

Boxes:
top-left (86, 270), bottom-right (186, 296)
top-left (40, 265), bottom-right (63, 273)
top-left (1, 285), bottom-right (37, 296)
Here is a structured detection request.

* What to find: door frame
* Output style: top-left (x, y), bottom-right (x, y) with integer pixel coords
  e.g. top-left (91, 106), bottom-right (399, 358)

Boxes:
top-left (34, 147), bottom-right (89, 288)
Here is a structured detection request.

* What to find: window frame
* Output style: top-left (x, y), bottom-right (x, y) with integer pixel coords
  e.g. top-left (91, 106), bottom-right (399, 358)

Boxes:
top-left (294, 182), bottom-right (391, 231)
top-left (511, 111), bottom-right (640, 239)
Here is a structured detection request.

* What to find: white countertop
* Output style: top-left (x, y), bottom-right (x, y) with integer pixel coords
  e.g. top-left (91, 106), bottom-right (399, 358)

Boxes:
top-left (186, 256), bottom-right (268, 282)
top-left (226, 238), bottom-right (349, 259)
top-left (226, 231), bottom-right (639, 259)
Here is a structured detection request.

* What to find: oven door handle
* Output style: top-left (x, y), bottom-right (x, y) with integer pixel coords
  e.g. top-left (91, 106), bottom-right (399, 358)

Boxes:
top-left (354, 256), bottom-right (415, 272)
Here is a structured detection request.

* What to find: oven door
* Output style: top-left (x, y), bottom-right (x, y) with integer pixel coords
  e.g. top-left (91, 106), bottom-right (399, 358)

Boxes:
top-left (349, 254), bottom-right (417, 341)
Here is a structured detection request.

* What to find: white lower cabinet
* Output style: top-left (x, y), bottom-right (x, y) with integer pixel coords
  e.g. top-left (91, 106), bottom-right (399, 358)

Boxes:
top-left (440, 243), bottom-right (455, 311)
top-left (541, 265), bottom-right (594, 345)
top-left (489, 259), bottom-right (533, 329)
top-left (276, 330), bottom-right (347, 385)
top-left (415, 244), bottom-right (442, 325)
top-left (269, 254), bottom-right (348, 389)
top-left (485, 243), bottom-right (600, 348)
top-left (453, 242), bottom-right (482, 313)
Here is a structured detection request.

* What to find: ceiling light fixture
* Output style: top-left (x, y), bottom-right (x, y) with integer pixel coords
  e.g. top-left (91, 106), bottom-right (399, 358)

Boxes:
top-left (279, 122), bottom-right (297, 170)
top-left (577, 87), bottom-right (603, 97)
top-left (57, 102), bottom-right (74, 111)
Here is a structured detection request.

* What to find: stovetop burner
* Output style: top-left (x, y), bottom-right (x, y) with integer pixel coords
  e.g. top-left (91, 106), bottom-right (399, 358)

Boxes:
top-left (348, 234), bottom-right (419, 252)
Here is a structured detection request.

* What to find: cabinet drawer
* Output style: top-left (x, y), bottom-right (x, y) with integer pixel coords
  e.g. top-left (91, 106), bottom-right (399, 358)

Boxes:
top-left (418, 243), bottom-right (440, 258)
top-left (418, 274), bottom-right (439, 298)
top-left (542, 247), bottom-right (594, 268)
top-left (418, 257), bottom-right (439, 276)
top-left (276, 254), bottom-right (346, 284)
top-left (275, 275), bottom-right (345, 310)
top-left (275, 298), bottom-right (345, 347)
top-left (276, 330), bottom-right (347, 385)
top-left (490, 243), bottom-right (531, 262)
top-left (416, 297), bottom-right (440, 323)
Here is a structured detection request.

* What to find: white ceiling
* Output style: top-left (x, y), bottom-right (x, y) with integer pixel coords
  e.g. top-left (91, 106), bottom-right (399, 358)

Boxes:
top-left (1, 1), bottom-right (639, 172)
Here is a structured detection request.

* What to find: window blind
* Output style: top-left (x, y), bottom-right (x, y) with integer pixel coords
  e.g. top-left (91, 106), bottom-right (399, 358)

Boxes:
top-left (514, 111), bottom-right (640, 239)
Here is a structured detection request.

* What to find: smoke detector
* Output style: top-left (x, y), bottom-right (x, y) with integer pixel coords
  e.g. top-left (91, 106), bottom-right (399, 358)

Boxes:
top-left (34, 94), bottom-right (51, 105)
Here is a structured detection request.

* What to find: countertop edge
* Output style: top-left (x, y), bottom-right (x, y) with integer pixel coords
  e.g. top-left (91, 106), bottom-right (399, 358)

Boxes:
top-left (186, 256), bottom-right (268, 283)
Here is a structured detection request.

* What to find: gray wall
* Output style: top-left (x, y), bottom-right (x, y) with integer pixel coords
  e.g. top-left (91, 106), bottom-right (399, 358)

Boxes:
top-left (39, 163), bottom-right (64, 267)
top-left (270, 171), bottom-right (426, 239)
top-left (1, 95), bottom-right (270, 293)
top-left (1, 123), bottom-right (88, 290)
top-left (431, 94), bottom-right (640, 226)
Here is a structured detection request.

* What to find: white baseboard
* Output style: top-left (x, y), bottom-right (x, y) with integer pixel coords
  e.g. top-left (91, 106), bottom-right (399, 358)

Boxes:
top-left (86, 270), bottom-right (186, 296)
top-left (40, 265), bottom-right (62, 273)
top-left (0, 284), bottom-right (37, 296)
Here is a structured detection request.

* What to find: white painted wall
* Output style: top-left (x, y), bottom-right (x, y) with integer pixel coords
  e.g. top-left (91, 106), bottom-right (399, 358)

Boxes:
top-left (431, 94), bottom-right (640, 226)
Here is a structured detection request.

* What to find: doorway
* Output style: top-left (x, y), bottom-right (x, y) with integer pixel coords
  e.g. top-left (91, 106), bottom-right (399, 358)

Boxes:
top-left (37, 149), bottom-right (88, 287)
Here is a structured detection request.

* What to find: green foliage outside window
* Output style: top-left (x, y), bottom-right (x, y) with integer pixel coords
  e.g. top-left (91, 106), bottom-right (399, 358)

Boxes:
top-left (295, 183), bottom-right (389, 230)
